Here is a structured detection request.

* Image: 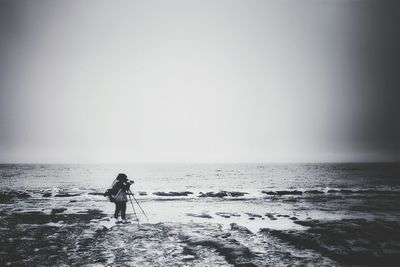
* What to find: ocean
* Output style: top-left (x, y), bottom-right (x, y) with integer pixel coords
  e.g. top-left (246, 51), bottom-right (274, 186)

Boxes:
top-left (1, 163), bottom-right (400, 266)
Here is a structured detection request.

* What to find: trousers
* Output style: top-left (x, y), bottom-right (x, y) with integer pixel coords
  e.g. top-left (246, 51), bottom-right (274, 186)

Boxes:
top-left (114, 202), bottom-right (127, 220)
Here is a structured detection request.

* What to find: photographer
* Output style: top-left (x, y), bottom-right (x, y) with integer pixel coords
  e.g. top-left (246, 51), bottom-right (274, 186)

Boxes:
top-left (111, 173), bottom-right (134, 223)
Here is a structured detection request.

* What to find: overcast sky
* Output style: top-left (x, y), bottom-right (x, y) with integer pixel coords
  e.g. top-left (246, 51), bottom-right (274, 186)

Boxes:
top-left (0, 0), bottom-right (399, 163)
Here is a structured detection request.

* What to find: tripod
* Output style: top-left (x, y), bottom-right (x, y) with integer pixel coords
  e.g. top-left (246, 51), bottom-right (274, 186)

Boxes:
top-left (127, 193), bottom-right (139, 224)
top-left (128, 189), bottom-right (149, 222)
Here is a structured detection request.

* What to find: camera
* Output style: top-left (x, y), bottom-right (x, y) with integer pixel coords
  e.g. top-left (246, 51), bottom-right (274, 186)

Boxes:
top-left (127, 179), bottom-right (134, 184)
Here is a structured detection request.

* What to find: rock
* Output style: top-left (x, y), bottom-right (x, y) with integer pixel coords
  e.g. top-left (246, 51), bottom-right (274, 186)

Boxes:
top-left (199, 191), bottom-right (228, 198)
top-left (198, 191), bottom-right (248, 198)
top-left (153, 191), bottom-right (193, 197)
top-left (230, 223), bottom-right (253, 234)
top-left (216, 212), bottom-right (240, 218)
top-left (261, 190), bottom-right (303, 196)
top-left (265, 213), bottom-right (277, 220)
top-left (138, 191), bottom-right (147, 196)
top-left (0, 191), bottom-right (31, 203)
top-left (261, 219), bottom-right (400, 265)
top-left (55, 193), bottom-right (80, 197)
top-left (245, 213), bottom-right (262, 218)
top-left (327, 189), bottom-right (355, 194)
top-left (289, 217), bottom-right (298, 221)
top-left (185, 236), bottom-right (256, 266)
top-left (229, 191), bottom-right (248, 197)
top-left (42, 192), bottom-right (52, 197)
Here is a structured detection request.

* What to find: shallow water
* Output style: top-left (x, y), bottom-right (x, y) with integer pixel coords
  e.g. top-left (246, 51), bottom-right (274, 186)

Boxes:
top-left (1, 163), bottom-right (400, 266)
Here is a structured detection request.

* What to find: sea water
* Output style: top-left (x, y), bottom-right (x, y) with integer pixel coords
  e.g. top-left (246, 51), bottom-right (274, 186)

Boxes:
top-left (1, 163), bottom-right (399, 231)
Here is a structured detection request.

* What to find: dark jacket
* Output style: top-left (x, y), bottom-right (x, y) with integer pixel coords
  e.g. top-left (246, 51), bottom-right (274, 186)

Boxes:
top-left (111, 180), bottom-right (131, 202)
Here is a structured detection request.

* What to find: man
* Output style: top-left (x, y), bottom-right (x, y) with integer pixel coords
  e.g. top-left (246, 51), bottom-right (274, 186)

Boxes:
top-left (111, 173), bottom-right (134, 223)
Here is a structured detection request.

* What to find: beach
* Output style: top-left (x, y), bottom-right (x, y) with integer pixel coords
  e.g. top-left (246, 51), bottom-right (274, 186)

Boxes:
top-left (1, 163), bottom-right (400, 266)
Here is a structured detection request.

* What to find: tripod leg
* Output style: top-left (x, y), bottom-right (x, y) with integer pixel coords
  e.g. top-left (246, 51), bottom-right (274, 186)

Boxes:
top-left (129, 189), bottom-right (149, 221)
top-left (128, 194), bottom-right (139, 224)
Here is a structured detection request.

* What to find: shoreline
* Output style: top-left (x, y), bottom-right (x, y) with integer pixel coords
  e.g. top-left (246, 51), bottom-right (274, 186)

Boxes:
top-left (1, 191), bottom-right (400, 266)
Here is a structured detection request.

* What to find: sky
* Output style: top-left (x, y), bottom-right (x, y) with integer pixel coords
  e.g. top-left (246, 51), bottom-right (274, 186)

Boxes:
top-left (0, 0), bottom-right (399, 163)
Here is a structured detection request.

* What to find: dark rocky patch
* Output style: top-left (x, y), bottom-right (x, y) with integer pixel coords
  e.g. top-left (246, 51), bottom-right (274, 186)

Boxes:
top-left (42, 192), bottom-right (52, 197)
top-left (260, 219), bottom-right (400, 266)
top-left (184, 235), bottom-right (257, 267)
top-left (153, 191), bottom-right (193, 197)
top-left (265, 213), bottom-right (277, 220)
top-left (198, 191), bottom-right (248, 198)
top-left (6, 209), bottom-right (106, 225)
top-left (216, 213), bottom-right (230, 218)
top-left (54, 193), bottom-right (80, 197)
top-left (327, 189), bottom-right (354, 194)
top-left (229, 191), bottom-right (248, 197)
top-left (245, 213), bottom-right (262, 218)
top-left (216, 212), bottom-right (241, 218)
top-left (138, 191), bottom-right (147, 196)
top-left (0, 191), bottom-right (30, 203)
top-left (261, 190), bottom-right (303, 196)
top-left (0, 209), bottom-right (108, 267)
top-left (230, 223), bottom-right (253, 234)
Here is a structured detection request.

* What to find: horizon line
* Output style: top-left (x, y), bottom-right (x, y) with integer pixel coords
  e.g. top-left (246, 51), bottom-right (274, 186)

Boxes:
top-left (0, 160), bottom-right (399, 165)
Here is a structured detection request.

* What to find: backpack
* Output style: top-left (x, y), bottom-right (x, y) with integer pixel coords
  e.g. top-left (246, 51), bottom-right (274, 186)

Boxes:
top-left (103, 179), bottom-right (123, 202)
top-left (103, 189), bottom-right (116, 202)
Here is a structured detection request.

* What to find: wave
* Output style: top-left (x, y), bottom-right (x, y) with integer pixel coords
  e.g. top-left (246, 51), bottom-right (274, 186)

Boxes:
top-left (2, 186), bottom-right (400, 204)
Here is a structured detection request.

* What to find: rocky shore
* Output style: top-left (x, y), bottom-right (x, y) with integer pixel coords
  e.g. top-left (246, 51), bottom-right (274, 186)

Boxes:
top-left (261, 219), bottom-right (400, 266)
top-left (1, 186), bottom-right (400, 266)
top-left (0, 201), bottom-right (335, 266)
